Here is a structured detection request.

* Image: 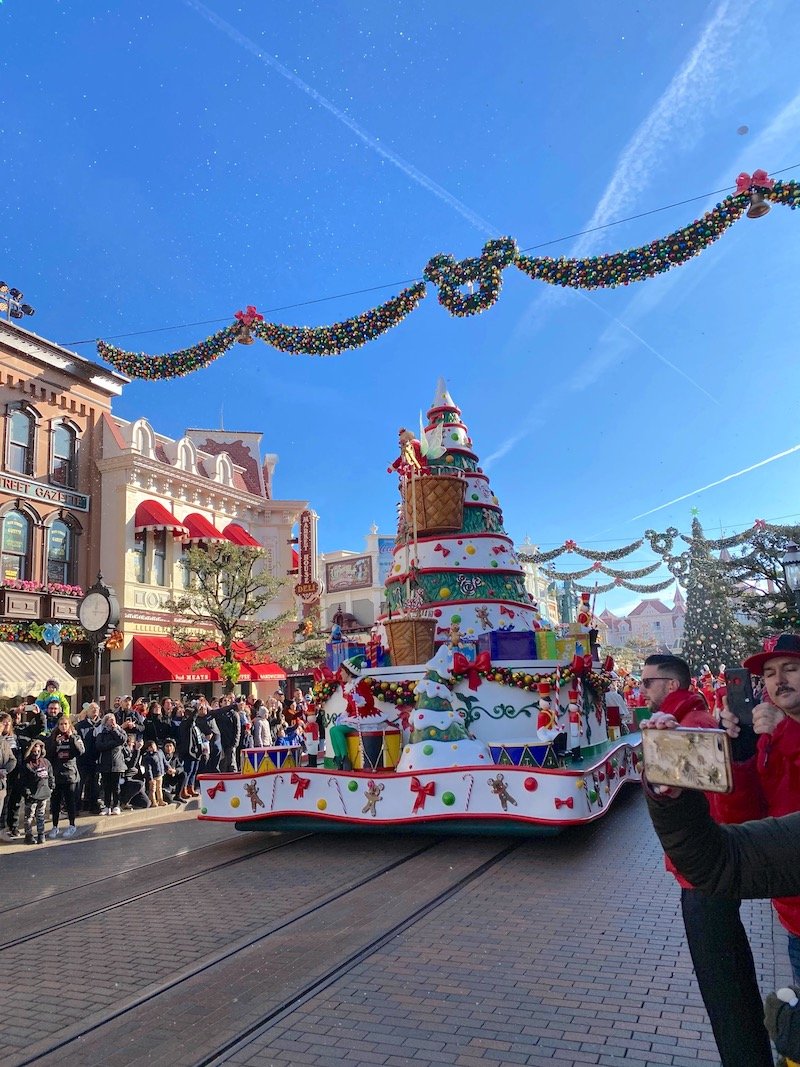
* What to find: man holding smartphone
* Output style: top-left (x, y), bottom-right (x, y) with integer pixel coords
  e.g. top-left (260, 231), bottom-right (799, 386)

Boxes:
top-left (718, 632), bottom-right (800, 984)
top-left (640, 654), bottom-right (773, 1067)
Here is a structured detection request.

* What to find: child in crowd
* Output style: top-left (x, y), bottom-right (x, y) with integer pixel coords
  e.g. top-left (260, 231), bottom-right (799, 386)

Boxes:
top-left (142, 739), bottom-right (167, 807)
top-left (45, 715), bottom-right (84, 838)
top-left (160, 739), bottom-right (186, 803)
top-left (20, 739), bottom-right (54, 844)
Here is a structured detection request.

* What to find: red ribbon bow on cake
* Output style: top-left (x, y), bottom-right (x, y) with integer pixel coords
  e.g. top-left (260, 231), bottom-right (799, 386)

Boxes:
top-left (452, 651), bottom-right (491, 691)
top-left (290, 773), bottom-right (310, 799)
top-left (207, 780), bottom-right (226, 800)
top-left (410, 776), bottom-right (435, 813)
top-left (554, 796), bottom-right (574, 810)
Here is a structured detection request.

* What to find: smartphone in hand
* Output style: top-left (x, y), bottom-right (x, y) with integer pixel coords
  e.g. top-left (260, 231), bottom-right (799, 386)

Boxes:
top-left (642, 727), bottom-right (733, 793)
top-left (725, 667), bottom-right (756, 726)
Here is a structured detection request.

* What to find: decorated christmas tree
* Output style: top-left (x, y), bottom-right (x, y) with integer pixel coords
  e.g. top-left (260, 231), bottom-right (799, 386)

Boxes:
top-left (396, 645), bottom-right (490, 771)
top-left (385, 379), bottom-right (541, 642)
top-left (681, 518), bottom-right (746, 674)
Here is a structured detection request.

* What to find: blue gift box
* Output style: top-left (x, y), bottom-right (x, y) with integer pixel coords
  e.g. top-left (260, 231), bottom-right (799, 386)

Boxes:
top-left (477, 631), bottom-right (537, 661)
top-left (325, 641), bottom-right (366, 671)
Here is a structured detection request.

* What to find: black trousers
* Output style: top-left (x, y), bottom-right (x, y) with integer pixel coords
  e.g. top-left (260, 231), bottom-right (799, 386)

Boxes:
top-left (681, 888), bottom-right (774, 1067)
top-left (51, 782), bottom-right (77, 826)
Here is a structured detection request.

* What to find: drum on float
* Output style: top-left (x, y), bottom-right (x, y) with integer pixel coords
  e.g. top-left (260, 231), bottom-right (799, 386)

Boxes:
top-left (345, 728), bottom-right (401, 771)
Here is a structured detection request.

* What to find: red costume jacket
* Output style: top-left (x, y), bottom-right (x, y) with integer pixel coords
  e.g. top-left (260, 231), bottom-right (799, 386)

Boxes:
top-left (342, 678), bottom-right (380, 720)
top-left (712, 713), bottom-right (800, 934)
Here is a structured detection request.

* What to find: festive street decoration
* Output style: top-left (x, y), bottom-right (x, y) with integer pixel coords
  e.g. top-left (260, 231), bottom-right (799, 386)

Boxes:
top-left (0, 621), bottom-right (86, 644)
top-left (96, 173), bottom-right (799, 379)
top-left (681, 517), bottom-right (747, 674)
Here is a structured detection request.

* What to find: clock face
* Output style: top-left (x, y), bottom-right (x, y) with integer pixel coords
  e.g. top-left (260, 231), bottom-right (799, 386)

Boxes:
top-left (79, 591), bottom-right (111, 633)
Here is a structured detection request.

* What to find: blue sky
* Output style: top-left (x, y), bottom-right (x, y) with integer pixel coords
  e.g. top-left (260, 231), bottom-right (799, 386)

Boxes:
top-left (4, 0), bottom-right (800, 613)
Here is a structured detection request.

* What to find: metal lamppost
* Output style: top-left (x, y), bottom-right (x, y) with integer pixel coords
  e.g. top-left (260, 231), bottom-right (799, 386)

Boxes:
top-left (780, 542), bottom-right (800, 618)
top-left (78, 575), bottom-right (120, 702)
top-left (0, 282), bottom-right (35, 322)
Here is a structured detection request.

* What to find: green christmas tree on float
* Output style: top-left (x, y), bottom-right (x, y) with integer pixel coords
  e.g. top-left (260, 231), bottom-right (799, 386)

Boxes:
top-left (396, 645), bottom-right (490, 772)
top-left (385, 379), bottom-right (541, 642)
top-left (681, 517), bottom-right (746, 674)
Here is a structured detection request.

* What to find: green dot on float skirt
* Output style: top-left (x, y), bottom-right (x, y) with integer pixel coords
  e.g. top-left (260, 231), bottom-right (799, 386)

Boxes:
top-left (442, 791), bottom-right (456, 806)
top-left (423, 743), bottom-right (434, 755)
top-left (201, 806), bottom-right (208, 815)
top-left (348, 780), bottom-right (359, 792)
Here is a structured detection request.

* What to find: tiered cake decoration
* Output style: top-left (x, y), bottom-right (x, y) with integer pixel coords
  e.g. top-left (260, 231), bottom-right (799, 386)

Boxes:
top-left (385, 379), bottom-right (542, 644)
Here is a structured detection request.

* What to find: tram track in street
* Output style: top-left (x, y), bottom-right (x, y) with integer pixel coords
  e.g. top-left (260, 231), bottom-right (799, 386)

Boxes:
top-left (0, 831), bottom-right (315, 952)
top-left (3, 832), bottom-right (448, 1067)
top-left (7, 836), bottom-right (517, 1067)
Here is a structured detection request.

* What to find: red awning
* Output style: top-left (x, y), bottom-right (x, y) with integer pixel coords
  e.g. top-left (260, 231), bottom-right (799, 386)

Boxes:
top-left (134, 500), bottom-right (188, 539)
top-left (132, 636), bottom-right (221, 684)
top-left (232, 641), bottom-right (286, 683)
top-left (183, 512), bottom-right (226, 543)
top-left (223, 522), bottom-right (261, 547)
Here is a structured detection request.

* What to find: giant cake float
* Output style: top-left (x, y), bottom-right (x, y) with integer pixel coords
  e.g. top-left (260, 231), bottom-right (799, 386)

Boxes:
top-left (198, 381), bottom-right (641, 834)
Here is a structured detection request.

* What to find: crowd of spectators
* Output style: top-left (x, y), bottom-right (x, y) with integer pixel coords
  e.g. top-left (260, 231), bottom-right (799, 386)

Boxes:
top-left (0, 684), bottom-right (319, 845)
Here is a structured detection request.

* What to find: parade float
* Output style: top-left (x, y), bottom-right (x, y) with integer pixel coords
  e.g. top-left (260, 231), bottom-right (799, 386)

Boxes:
top-left (198, 381), bottom-right (641, 834)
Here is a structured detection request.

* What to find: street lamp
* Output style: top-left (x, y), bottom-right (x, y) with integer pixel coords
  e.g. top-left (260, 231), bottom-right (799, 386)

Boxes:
top-left (780, 542), bottom-right (800, 614)
top-left (0, 281), bottom-right (35, 322)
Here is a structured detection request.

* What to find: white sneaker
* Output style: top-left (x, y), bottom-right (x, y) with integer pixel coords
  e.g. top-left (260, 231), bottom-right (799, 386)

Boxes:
top-left (101, 807), bottom-right (110, 815)
top-left (62, 825), bottom-right (77, 838)
top-left (47, 827), bottom-right (60, 840)
top-left (111, 806), bottom-right (121, 815)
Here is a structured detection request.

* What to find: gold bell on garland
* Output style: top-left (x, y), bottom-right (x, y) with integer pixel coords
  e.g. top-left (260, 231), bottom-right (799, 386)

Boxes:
top-left (746, 190), bottom-right (771, 219)
top-left (237, 324), bottom-right (255, 345)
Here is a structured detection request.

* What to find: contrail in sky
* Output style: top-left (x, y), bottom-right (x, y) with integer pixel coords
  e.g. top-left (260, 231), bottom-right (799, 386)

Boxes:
top-left (628, 443), bottom-right (800, 521)
top-left (183, 0), bottom-right (499, 235)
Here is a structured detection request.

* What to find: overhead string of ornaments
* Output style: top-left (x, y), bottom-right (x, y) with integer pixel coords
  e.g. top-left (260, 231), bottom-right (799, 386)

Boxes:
top-left (96, 171), bottom-right (798, 381)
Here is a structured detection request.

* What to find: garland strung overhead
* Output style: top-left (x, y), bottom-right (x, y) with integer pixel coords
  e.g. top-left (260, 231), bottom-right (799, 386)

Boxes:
top-left (572, 576), bottom-right (675, 594)
top-left (95, 172), bottom-right (799, 381)
top-left (540, 560), bottom-right (663, 582)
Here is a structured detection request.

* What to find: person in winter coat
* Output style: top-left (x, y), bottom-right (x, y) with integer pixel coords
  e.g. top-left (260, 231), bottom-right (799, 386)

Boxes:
top-left (0, 712), bottom-right (18, 828)
top-left (717, 633), bottom-right (800, 985)
top-left (639, 654), bottom-right (772, 1067)
top-left (142, 740), bottom-right (167, 807)
top-left (94, 713), bottom-right (127, 814)
top-left (35, 679), bottom-right (70, 723)
top-left (143, 702), bottom-right (170, 746)
top-left (209, 701), bottom-right (240, 773)
top-left (177, 708), bottom-right (203, 799)
top-left (251, 705), bottom-right (272, 748)
top-left (75, 702), bottom-right (102, 813)
top-left (45, 716), bottom-right (84, 839)
top-left (160, 739), bottom-right (186, 804)
top-left (119, 734), bottom-right (150, 809)
top-left (20, 738), bottom-right (54, 844)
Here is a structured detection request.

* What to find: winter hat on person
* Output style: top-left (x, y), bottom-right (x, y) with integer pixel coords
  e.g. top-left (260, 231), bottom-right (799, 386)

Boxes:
top-left (339, 655), bottom-right (366, 678)
top-left (743, 633), bottom-right (800, 675)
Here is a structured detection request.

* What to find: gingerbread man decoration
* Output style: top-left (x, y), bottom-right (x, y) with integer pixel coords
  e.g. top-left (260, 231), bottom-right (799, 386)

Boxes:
top-left (487, 773), bottom-right (517, 812)
top-left (244, 780), bottom-right (265, 813)
top-left (362, 779), bottom-right (384, 817)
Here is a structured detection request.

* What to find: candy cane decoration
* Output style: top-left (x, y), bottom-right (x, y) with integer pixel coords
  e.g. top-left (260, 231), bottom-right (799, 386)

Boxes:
top-left (328, 776), bottom-right (347, 813)
top-left (270, 774), bottom-right (285, 809)
top-left (461, 773), bottom-right (474, 812)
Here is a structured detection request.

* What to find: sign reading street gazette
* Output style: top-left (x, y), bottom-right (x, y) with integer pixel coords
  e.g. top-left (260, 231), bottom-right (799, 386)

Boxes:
top-left (0, 474), bottom-right (89, 512)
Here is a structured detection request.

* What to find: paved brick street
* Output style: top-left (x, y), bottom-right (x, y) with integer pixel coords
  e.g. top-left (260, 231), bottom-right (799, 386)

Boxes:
top-left (0, 786), bottom-right (788, 1067)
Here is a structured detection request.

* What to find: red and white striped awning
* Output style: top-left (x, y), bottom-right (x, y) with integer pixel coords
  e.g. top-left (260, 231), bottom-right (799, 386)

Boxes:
top-left (223, 522), bottom-right (261, 547)
top-left (182, 512), bottom-right (226, 543)
top-left (134, 500), bottom-right (188, 539)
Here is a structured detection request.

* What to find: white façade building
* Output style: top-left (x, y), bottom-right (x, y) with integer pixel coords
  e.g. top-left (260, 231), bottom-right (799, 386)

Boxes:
top-left (96, 415), bottom-right (306, 700)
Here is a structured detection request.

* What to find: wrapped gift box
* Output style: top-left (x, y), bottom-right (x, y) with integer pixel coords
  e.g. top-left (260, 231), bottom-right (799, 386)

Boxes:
top-left (555, 637), bottom-right (590, 661)
top-left (535, 630), bottom-right (558, 659)
top-left (477, 630), bottom-right (537, 661)
top-left (325, 641), bottom-right (366, 672)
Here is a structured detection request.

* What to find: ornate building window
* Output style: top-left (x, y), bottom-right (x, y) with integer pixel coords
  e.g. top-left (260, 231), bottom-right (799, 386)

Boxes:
top-left (1, 509), bottom-right (31, 581)
top-left (51, 422), bottom-right (77, 487)
top-left (131, 534), bottom-right (146, 583)
top-left (46, 518), bottom-right (75, 585)
top-left (153, 529), bottom-right (167, 586)
top-left (7, 408), bottom-right (35, 476)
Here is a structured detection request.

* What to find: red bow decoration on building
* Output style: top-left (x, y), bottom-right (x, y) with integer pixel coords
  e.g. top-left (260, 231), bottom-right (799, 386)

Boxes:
top-left (452, 651), bottom-right (492, 691)
top-left (234, 305), bottom-right (264, 327)
top-left (499, 605), bottom-right (515, 618)
top-left (313, 666), bottom-right (338, 683)
top-left (207, 780), bottom-right (226, 800)
top-left (410, 776), bottom-right (436, 813)
top-left (554, 796), bottom-right (574, 810)
top-left (290, 772), bottom-right (310, 799)
top-left (735, 169), bottom-right (774, 193)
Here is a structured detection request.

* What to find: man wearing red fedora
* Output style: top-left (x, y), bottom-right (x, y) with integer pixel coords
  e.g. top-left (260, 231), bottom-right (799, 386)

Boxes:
top-left (719, 632), bottom-right (800, 983)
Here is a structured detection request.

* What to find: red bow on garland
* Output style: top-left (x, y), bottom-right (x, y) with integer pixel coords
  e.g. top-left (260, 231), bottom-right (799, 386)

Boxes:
top-left (554, 796), bottom-right (574, 810)
top-left (754, 518), bottom-right (767, 531)
top-left (410, 776), bottom-right (436, 813)
top-left (735, 169), bottom-right (774, 193)
top-left (207, 780), bottom-right (226, 800)
top-left (234, 305), bottom-right (264, 327)
top-left (570, 653), bottom-right (594, 677)
top-left (290, 772), bottom-right (310, 799)
top-left (452, 651), bottom-right (492, 691)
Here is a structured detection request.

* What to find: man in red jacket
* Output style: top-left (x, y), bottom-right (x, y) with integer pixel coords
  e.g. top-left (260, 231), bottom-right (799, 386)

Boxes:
top-left (719, 632), bottom-right (800, 986)
top-left (641, 654), bottom-right (772, 1067)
